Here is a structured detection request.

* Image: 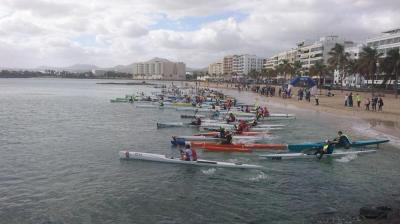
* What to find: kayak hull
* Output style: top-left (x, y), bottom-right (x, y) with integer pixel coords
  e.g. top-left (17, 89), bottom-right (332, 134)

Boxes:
top-left (288, 139), bottom-right (389, 152)
top-left (119, 151), bottom-right (261, 169)
top-left (260, 150), bottom-right (377, 159)
top-left (188, 141), bottom-right (287, 151)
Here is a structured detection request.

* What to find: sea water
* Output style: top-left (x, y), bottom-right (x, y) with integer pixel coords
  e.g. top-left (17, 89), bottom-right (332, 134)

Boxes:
top-left (0, 78), bottom-right (399, 224)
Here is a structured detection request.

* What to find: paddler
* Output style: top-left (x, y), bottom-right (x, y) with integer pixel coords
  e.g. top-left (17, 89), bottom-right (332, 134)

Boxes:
top-left (190, 117), bottom-right (202, 126)
top-left (236, 120), bottom-right (249, 134)
top-left (263, 106), bottom-right (270, 117)
top-left (226, 113), bottom-right (236, 123)
top-left (159, 100), bottom-right (164, 107)
top-left (314, 140), bottom-right (335, 159)
top-left (250, 119), bottom-right (258, 127)
top-left (221, 131), bottom-right (233, 144)
top-left (183, 144), bottom-right (193, 161)
top-left (332, 131), bottom-right (351, 149)
top-left (218, 127), bottom-right (226, 139)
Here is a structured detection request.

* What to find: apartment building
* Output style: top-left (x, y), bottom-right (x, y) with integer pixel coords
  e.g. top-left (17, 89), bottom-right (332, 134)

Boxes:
top-left (366, 28), bottom-right (400, 56)
top-left (297, 36), bottom-right (354, 70)
top-left (232, 54), bottom-right (264, 76)
top-left (133, 57), bottom-right (186, 80)
top-left (223, 55), bottom-right (233, 74)
top-left (208, 62), bottom-right (223, 75)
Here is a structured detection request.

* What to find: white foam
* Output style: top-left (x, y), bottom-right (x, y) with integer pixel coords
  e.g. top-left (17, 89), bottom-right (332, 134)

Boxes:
top-left (201, 168), bottom-right (216, 175)
top-left (248, 171), bottom-right (268, 182)
top-left (335, 154), bottom-right (358, 163)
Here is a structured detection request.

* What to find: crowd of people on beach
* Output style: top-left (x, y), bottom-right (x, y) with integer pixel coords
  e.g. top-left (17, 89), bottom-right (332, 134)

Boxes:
top-left (247, 84), bottom-right (386, 112)
top-left (344, 92), bottom-right (384, 111)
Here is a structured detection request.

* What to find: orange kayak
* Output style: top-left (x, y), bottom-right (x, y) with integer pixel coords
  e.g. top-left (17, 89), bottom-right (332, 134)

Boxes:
top-left (190, 141), bottom-right (287, 152)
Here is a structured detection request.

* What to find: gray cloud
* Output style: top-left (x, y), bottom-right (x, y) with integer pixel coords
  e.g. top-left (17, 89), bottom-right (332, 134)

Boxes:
top-left (0, 0), bottom-right (399, 68)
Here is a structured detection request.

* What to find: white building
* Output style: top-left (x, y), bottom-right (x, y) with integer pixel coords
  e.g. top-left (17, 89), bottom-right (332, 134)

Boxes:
top-left (263, 55), bottom-right (278, 70)
top-left (133, 57), bottom-right (186, 80)
top-left (232, 54), bottom-right (264, 76)
top-left (345, 44), bottom-right (362, 60)
top-left (366, 28), bottom-right (400, 56)
top-left (297, 36), bottom-right (354, 70)
top-left (208, 62), bottom-right (223, 76)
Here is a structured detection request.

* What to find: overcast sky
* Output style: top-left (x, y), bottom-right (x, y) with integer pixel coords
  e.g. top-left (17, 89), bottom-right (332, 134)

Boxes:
top-left (0, 0), bottom-right (399, 68)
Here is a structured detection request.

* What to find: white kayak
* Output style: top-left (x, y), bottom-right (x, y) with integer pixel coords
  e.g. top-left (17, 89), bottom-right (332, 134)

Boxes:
top-left (200, 123), bottom-right (284, 130)
top-left (220, 111), bottom-right (296, 118)
top-left (180, 114), bottom-right (206, 119)
top-left (259, 150), bottom-right (377, 160)
top-left (175, 107), bottom-right (214, 112)
top-left (156, 122), bottom-right (197, 128)
top-left (119, 151), bottom-right (262, 169)
top-left (200, 121), bottom-right (286, 128)
top-left (136, 104), bottom-right (175, 109)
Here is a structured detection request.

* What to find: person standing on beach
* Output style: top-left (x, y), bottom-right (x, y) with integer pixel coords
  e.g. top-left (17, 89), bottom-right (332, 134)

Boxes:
top-left (364, 98), bottom-right (370, 110)
top-left (315, 94), bottom-right (319, 105)
top-left (356, 93), bottom-right (361, 107)
top-left (348, 92), bottom-right (353, 107)
top-left (344, 94), bottom-right (348, 107)
top-left (372, 97), bottom-right (377, 111)
top-left (378, 97), bottom-right (384, 111)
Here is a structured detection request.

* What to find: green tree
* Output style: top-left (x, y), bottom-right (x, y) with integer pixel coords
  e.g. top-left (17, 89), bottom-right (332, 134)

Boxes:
top-left (382, 49), bottom-right (400, 98)
top-left (248, 69), bottom-right (260, 81)
top-left (358, 46), bottom-right (383, 93)
top-left (328, 44), bottom-right (349, 84)
top-left (292, 60), bottom-right (303, 76)
top-left (309, 61), bottom-right (328, 93)
top-left (280, 59), bottom-right (293, 81)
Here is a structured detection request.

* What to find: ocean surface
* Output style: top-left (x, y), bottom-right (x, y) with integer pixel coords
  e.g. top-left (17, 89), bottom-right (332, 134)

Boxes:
top-left (0, 78), bottom-right (399, 224)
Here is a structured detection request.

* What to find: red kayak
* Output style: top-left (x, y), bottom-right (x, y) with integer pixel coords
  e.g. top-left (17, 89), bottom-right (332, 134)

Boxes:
top-left (194, 131), bottom-right (269, 137)
top-left (190, 141), bottom-right (287, 152)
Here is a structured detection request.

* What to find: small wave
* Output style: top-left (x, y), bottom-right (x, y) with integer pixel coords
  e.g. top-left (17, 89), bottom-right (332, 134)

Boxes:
top-left (335, 154), bottom-right (358, 163)
top-left (201, 168), bottom-right (216, 175)
top-left (249, 171), bottom-right (268, 182)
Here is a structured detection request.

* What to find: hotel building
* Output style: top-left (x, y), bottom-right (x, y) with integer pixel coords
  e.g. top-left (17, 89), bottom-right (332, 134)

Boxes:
top-left (133, 58), bottom-right (186, 80)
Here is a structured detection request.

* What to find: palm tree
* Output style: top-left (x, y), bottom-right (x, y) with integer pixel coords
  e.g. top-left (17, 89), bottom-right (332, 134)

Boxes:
top-left (280, 59), bottom-right (293, 81)
top-left (328, 44), bottom-right (349, 85)
top-left (310, 61), bottom-right (327, 93)
top-left (292, 60), bottom-right (303, 76)
top-left (248, 69), bottom-right (260, 82)
top-left (382, 49), bottom-right (400, 98)
top-left (358, 46), bottom-right (383, 93)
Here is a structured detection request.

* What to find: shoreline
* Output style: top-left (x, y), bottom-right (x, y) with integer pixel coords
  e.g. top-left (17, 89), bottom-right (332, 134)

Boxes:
top-left (200, 82), bottom-right (400, 141)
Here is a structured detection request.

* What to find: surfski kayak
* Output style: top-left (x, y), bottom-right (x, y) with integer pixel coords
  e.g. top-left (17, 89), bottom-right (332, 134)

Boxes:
top-left (187, 141), bottom-right (287, 151)
top-left (288, 139), bottom-right (389, 152)
top-left (119, 151), bottom-right (262, 169)
top-left (194, 131), bottom-right (269, 136)
top-left (156, 122), bottom-right (199, 128)
top-left (259, 149), bottom-right (377, 159)
top-left (171, 135), bottom-right (265, 145)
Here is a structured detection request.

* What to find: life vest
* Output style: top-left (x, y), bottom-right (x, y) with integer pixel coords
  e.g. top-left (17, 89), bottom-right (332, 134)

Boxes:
top-left (322, 144), bottom-right (329, 152)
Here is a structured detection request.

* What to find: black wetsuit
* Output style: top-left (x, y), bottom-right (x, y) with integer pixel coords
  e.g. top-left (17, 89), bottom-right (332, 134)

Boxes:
top-left (336, 135), bottom-right (351, 148)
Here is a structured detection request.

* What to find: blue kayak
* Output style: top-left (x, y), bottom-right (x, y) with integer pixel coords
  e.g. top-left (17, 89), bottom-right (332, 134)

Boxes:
top-left (288, 139), bottom-right (389, 152)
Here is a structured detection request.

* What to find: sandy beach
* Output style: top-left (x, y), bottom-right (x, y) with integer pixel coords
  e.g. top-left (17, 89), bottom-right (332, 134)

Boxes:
top-left (200, 82), bottom-right (400, 139)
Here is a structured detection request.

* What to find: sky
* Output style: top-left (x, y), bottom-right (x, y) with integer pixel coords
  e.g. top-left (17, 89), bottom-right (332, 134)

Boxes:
top-left (0, 0), bottom-right (399, 68)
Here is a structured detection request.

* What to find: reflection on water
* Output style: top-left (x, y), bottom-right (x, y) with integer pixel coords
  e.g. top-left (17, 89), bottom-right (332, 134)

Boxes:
top-left (368, 118), bottom-right (400, 129)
